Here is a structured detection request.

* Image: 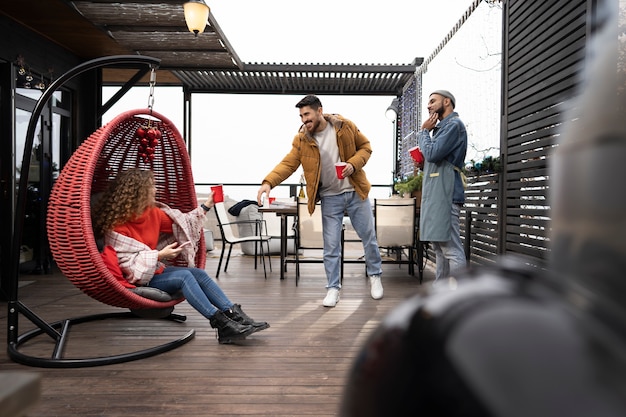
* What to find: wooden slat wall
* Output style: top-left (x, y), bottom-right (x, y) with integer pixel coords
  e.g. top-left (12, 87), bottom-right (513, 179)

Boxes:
top-left (461, 173), bottom-right (500, 266)
top-left (499, 0), bottom-right (589, 265)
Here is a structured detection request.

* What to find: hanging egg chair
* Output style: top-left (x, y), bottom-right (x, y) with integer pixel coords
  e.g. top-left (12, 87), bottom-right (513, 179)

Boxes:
top-left (47, 108), bottom-right (206, 312)
top-left (6, 57), bottom-right (207, 368)
top-left (10, 108), bottom-right (204, 367)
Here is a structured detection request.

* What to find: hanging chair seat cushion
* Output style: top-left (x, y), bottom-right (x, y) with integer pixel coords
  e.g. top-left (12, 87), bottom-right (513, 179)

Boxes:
top-left (130, 287), bottom-right (181, 302)
top-left (47, 108), bottom-right (205, 310)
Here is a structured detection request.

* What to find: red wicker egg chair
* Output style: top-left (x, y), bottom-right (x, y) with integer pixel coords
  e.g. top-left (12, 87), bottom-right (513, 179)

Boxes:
top-left (47, 109), bottom-right (206, 312)
top-left (47, 108), bottom-right (206, 312)
top-left (26, 108), bottom-right (205, 367)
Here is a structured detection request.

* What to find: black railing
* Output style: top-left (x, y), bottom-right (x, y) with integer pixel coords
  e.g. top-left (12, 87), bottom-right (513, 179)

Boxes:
top-left (194, 182), bottom-right (396, 201)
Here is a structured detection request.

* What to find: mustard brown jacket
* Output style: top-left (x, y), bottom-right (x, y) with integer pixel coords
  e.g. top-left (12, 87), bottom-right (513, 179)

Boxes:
top-left (262, 113), bottom-right (373, 214)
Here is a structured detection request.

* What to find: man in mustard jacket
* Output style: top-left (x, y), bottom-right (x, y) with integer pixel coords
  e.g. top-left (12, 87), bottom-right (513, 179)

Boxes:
top-left (257, 95), bottom-right (383, 307)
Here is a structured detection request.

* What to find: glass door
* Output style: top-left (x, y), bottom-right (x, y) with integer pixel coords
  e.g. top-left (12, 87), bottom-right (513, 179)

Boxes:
top-left (15, 88), bottom-right (70, 274)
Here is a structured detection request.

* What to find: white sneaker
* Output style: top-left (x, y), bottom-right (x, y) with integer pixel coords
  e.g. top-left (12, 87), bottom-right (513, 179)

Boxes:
top-left (369, 275), bottom-right (383, 300)
top-left (322, 288), bottom-right (340, 307)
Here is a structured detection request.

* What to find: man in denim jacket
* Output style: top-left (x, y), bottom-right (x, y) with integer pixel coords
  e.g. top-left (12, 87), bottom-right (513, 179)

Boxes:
top-left (418, 90), bottom-right (468, 286)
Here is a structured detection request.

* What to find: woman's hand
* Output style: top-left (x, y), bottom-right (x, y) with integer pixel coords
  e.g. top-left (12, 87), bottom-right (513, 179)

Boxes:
top-left (158, 242), bottom-right (184, 261)
top-left (204, 194), bottom-right (215, 209)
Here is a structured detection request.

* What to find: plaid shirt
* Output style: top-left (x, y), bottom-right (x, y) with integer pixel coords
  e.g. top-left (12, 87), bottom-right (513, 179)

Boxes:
top-left (105, 203), bottom-right (205, 285)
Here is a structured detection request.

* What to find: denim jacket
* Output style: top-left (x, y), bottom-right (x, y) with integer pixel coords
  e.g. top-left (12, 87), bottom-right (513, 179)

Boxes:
top-left (418, 112), bottom-right (468, 204)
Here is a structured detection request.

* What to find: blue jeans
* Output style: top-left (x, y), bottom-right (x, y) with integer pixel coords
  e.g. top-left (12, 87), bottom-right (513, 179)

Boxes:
top-left (148, 266), bottom-right (233, 319)
top-left (320, 191), bottom-right (382, 290)
top-left (432, 204), bottom-right (467, 281)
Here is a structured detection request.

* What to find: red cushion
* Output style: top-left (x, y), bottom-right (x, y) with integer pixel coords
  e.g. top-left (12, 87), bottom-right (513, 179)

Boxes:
top-left (101, 245), bottom-right (135, 289)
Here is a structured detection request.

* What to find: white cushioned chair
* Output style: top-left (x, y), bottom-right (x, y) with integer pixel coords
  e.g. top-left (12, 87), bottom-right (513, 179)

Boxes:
top-left (213, 202), bottom-right (272, 278)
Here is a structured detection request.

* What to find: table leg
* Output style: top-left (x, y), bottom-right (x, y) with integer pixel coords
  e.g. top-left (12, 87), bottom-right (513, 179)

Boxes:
top-left (280, 213), bottom-right (287, 280)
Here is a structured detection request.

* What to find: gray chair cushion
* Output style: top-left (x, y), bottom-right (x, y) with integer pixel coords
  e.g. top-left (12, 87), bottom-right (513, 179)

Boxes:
top-left (130, 287), bottom-right (178, 302)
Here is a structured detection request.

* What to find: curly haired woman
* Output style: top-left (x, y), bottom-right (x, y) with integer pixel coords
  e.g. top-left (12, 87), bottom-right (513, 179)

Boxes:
top-left (92, 168), bottom-right (269, 344)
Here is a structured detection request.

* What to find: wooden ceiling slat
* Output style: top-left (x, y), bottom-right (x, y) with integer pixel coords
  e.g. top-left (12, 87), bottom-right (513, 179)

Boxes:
top-left (69, 0), bottom-right (240, 71)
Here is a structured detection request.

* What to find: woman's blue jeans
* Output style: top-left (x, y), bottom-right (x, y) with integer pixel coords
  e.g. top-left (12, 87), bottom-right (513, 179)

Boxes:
top-left (320, 191), bottom-right (382, 290)
top-left (148, 266), bottom-right (233, 319)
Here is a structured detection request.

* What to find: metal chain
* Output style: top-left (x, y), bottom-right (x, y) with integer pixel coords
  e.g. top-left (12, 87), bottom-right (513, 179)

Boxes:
top-left (147, 67), bottom-right (157, 114)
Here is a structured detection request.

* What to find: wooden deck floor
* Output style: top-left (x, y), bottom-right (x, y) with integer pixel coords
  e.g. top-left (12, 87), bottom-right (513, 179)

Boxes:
top-left (1, 246), bottom-right (434, 417)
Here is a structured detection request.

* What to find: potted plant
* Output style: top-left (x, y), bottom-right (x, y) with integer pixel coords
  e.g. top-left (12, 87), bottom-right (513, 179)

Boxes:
top-left (394, 171), bottom-right (423, 203)
top-left (467, 155), bottom-right (501, 176)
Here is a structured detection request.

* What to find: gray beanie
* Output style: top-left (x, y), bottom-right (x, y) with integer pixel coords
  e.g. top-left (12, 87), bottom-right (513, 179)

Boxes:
top-left (431, 90), bottom-right (456, 108)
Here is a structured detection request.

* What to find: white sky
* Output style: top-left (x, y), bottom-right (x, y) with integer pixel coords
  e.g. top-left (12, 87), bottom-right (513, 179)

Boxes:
top-left (104, 0), bottom-right (502, 201)
top-left (210, 0), bottom-right (473, 64)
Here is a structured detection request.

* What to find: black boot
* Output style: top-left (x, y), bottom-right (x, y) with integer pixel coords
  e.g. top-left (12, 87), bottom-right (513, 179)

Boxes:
top-left (209, 310), bottom-right (255, 344)
top-left (225, 304), bottom-right (270, 332)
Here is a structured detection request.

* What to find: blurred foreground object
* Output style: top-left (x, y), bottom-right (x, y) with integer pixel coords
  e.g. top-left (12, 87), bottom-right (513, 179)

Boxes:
top-left (340, 3), bottom-right (626, 416)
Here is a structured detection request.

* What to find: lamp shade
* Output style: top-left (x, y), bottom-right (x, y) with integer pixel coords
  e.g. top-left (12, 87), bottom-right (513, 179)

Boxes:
top-left (184, 0), bottom-right (210, 36)
top-left (385, 98), bottom-right (399, 120)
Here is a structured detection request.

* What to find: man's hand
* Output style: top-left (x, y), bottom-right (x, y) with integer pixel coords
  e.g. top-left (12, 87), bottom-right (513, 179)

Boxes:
top-left (342, 163), bottom-right (355, 177)
top-left (421, 112), bottom-right (438, 130)
top-left (257, 183), bottom-right (271, 206)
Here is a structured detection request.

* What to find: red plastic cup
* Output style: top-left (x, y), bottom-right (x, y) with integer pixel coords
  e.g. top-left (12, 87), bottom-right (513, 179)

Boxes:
top-left (211, 185), bottom-right (224, 203)
top-left (409, 146), bottom-right (424, 164)
top-left (335, 162), bottom-right (347, 179)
